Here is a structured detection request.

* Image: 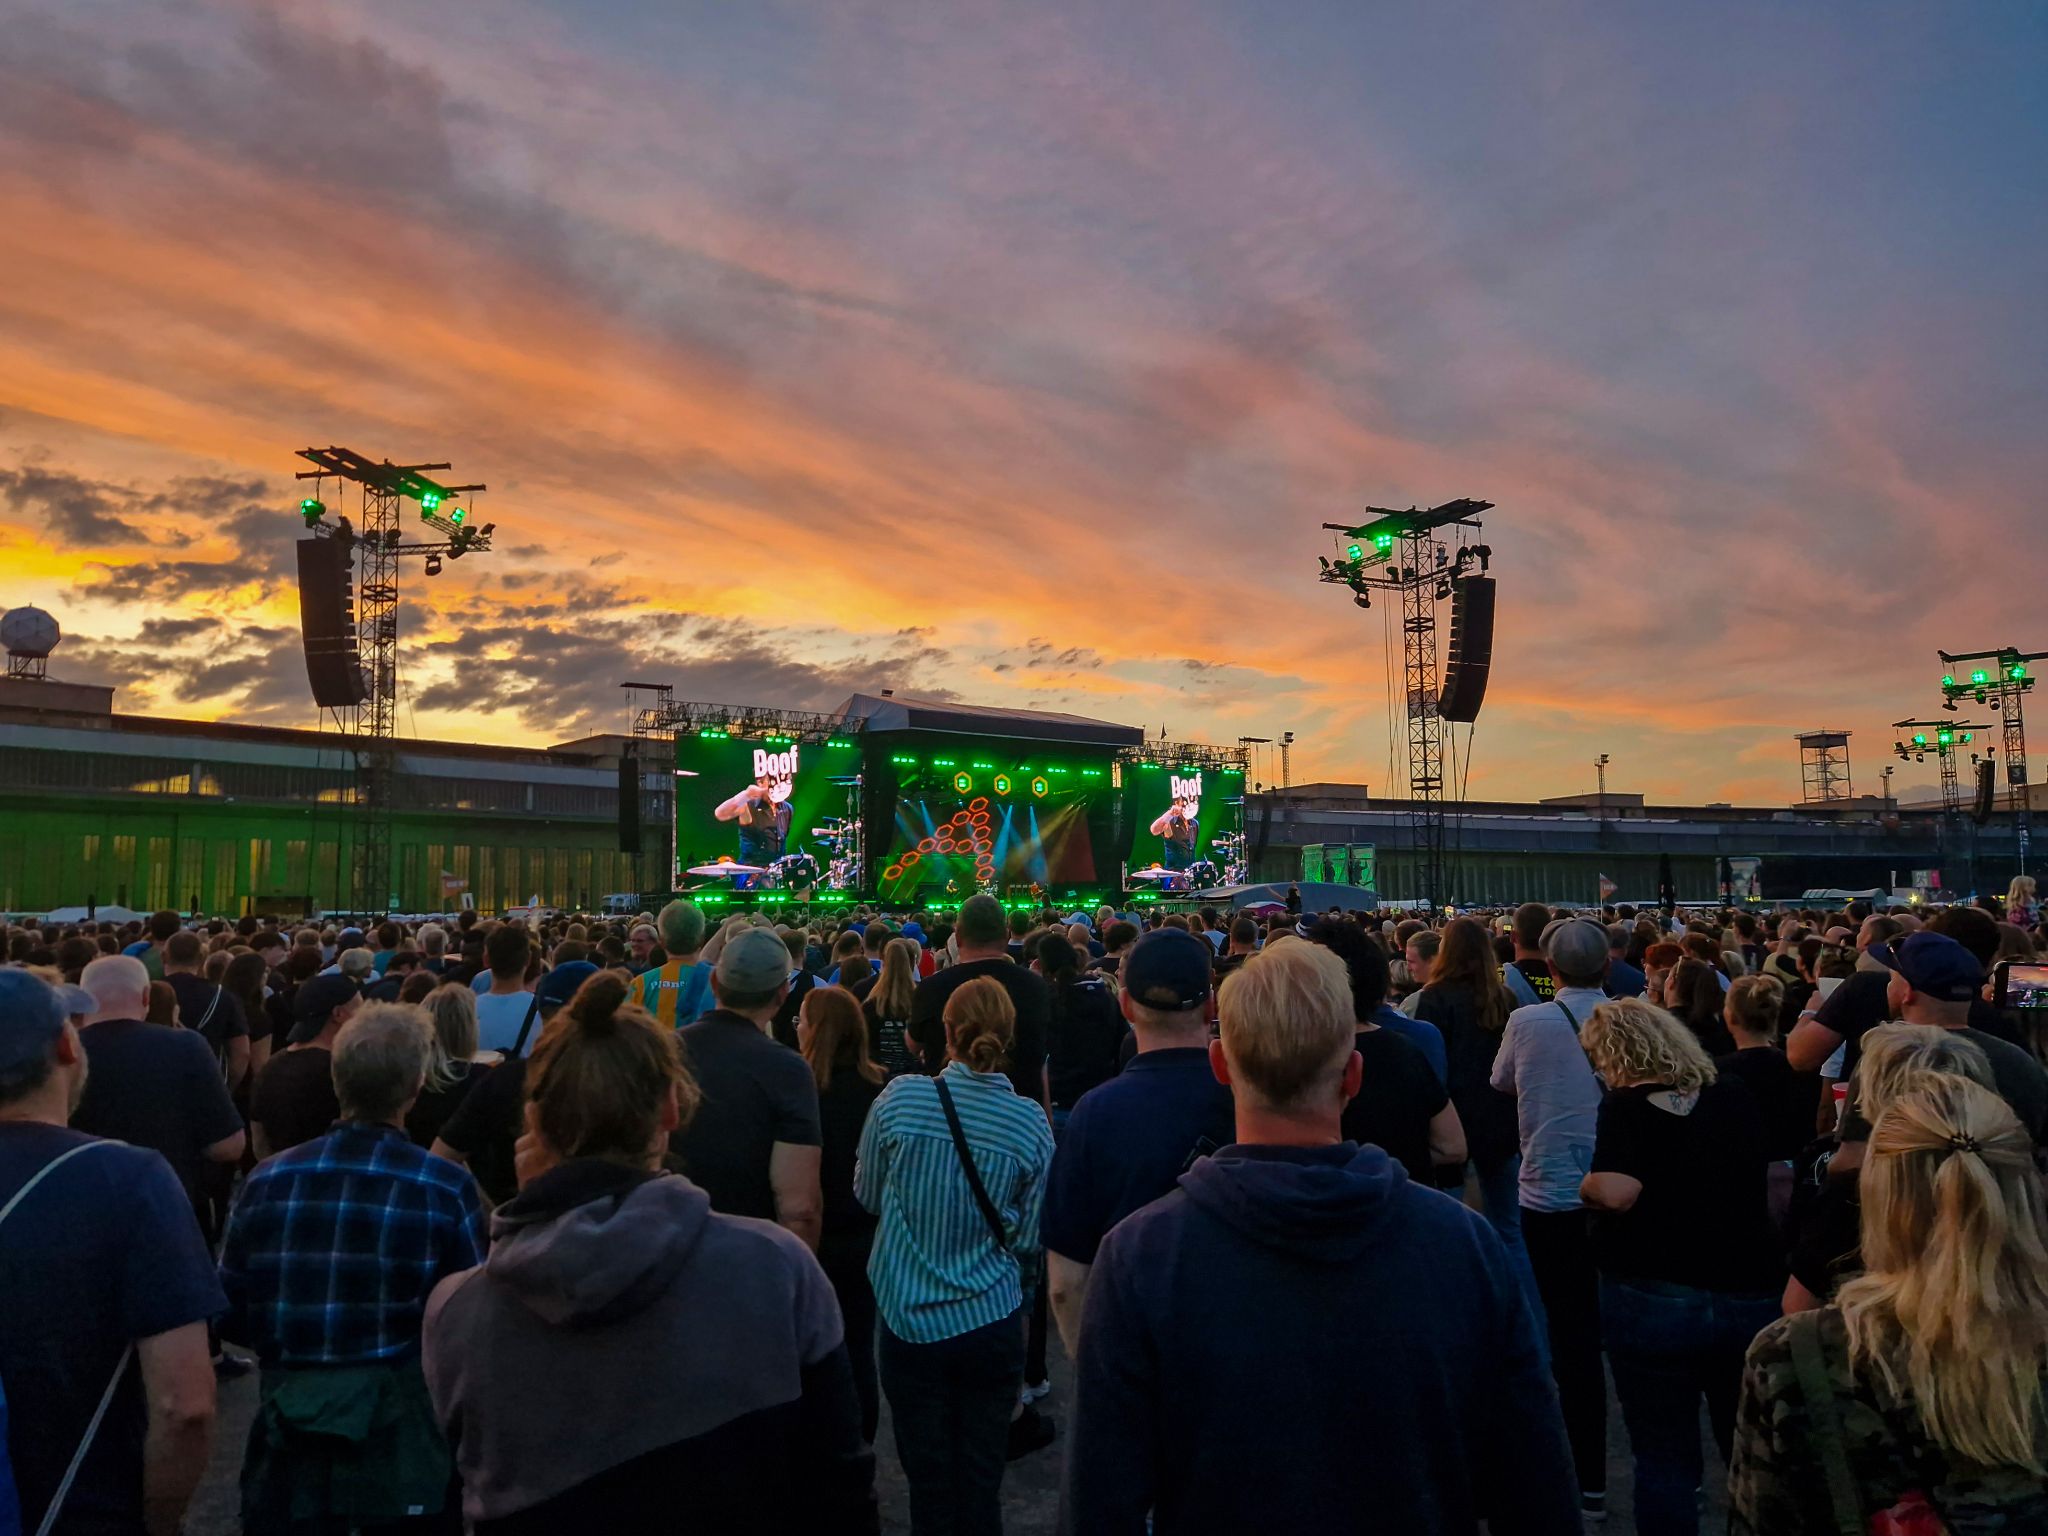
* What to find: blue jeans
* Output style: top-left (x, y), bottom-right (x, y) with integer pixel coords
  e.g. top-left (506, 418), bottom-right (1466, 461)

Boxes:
top-left (879, 1310), bottom-right (1024, 1536)
top-left (1600, 1276), bottom-right (1781, 1536)
top-left (1473, 1156), bottom-right (1548, 1364)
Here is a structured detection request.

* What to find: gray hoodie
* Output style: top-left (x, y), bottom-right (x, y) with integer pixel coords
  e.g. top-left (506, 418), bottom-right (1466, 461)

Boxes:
top-left (423, 1160), bottom-right (876, 1531)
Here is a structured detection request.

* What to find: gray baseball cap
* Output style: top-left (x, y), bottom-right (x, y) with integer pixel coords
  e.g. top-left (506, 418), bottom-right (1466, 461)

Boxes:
top-left (0, 969), bottom-right (68, 1077)
top-left (1544, 919), bottom-right (1610, 980)
top-left (715, 928), bottom-right (791, 994)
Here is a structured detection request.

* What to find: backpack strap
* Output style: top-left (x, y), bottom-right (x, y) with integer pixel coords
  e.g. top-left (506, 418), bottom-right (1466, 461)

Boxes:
top-left (1787, 1318), bottom-right (1866, 1536)
top-left (932, 1075), bottom-right (1008, 1251)
top-left (509, 992), bottom-right (544, 1058)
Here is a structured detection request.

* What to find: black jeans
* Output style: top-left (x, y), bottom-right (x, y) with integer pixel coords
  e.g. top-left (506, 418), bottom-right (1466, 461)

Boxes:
top-left (822, 1247), bottom-right (880, 1443)
top-left (1521, 1206), bottom-right (1606, 1498)
top-left (878, 1309), bottom-right (1024, 1536)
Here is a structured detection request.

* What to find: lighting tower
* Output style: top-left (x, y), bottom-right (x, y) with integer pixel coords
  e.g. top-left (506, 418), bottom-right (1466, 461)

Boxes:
top-left (1795, 730), bottom-right (1854, 804)
top-left (1317, 498), bottom-right (1494, 910)
top-left (294, 447), bottom-right (495, 913)
top-left (1895, 716), bottom-right (1991, 895)
top-left (1939, 647), bottom-right (2044, 871)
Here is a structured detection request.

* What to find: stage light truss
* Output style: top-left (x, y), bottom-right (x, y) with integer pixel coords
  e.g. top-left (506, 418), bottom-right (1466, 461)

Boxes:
top-left (1938, 645), bottom-right (2045, 872)
top-left (1114, 740), bottom-right (1251, 775)
top-left (628, 696), bottom-right (863, 746)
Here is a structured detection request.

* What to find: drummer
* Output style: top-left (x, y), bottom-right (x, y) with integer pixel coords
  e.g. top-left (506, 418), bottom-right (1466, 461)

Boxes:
top-left (715, 772), bottom-right (792, 887)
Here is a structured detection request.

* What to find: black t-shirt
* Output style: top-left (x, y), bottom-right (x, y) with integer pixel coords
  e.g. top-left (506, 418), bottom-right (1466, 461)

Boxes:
top-left (164, 972), bottom-right (248, 1069)
top-left (669, 1011), bottom-right (823, 1221)
top-left (1716, 1046), bottom-right (1818, 1162)
top-left (1812, 969), bottom-right (1892, 1077)
top-left (406, 1061), bottom-right (494, 1150)
top-left (1046, 976), bottom-right (1127, 1110)
top-left (1590, 1078), bottom-right (1783, 1293)
top-left (862, 991), bottom-right (921, 1079)
top-left (816, 1071), bottom-right (883, 1271)
top-left (250, 1047), bottom-right (340, 1154)
top-left (72, 1019), bottom-right (245, 1197)
top-left (438, 1056), bottom-right (526, 1205)
top-left (1340, 1027), bottom-right (1447, 1186)
top-left (909, 958), bottom-right (1051, 1105)
top-left (771, 971), bottom-right (817, 1051)
top-left (1837, 1025), bottom-right (2048, 1145)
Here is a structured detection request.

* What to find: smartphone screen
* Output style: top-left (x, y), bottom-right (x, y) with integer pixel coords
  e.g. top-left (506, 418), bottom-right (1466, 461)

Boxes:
top-left (1997, 962), bottom-right (2048, 1009)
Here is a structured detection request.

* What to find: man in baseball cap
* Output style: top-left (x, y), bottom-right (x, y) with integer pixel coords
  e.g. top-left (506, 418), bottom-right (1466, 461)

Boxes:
top-left (667, 927), bottom-right (822, 1246)
top-left (1120, 928), bottom-right (1214, 1013)
top-left (1857, 930), bottom-right (2048, 1144)
top-left (254, 974), bottom-right (364, 1157)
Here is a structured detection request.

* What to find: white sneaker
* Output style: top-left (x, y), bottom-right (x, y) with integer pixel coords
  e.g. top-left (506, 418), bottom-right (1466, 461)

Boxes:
top-left (1019, 1378), bottom-right (1051, 1405)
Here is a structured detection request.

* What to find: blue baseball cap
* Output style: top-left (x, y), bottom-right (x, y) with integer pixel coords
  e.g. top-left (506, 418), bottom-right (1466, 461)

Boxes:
top-left (1878, 931), bottom-right (1983, 1004)
top-left (537, 961), bottom-right (601, 1012)
top-left (1122, 928), bottom-right (1213, 1011)
top-left (0, 968), bottom-right (69, 1077)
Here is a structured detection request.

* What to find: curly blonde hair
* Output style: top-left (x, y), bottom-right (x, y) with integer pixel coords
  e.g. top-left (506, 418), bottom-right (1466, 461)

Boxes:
top-left (1582, 997), bottom-right (1716, 1092)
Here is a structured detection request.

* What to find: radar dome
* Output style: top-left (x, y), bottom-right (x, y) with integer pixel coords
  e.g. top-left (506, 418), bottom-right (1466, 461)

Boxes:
top-left (0, 606), bottom-right (61, 659)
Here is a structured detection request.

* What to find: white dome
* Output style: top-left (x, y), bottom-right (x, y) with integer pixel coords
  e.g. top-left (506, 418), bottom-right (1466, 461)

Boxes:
top-left (0, 606), bottom-right (61, 659)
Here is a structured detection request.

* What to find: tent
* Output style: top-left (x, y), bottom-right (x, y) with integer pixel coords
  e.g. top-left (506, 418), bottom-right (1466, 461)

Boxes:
top-left (37, 905), bottom-right (147, 925)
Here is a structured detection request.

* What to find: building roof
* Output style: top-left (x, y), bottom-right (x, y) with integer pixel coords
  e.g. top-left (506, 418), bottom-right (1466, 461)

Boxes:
top-left (838, 691), bottom-right (1145, 747)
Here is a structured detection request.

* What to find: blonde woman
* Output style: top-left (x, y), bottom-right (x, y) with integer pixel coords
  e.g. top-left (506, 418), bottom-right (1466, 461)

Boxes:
top-left (1729, 1075), bottom-right (2048, 1533)
top-left (1783, 1023), bottom-right (1994, 1313)
top-left (405, 985), bottom-right (501, 1148)
top-left (1579, 997), bottom-right (1782, 1536)
top-left (2007, 874), bottom-right (2038, 931)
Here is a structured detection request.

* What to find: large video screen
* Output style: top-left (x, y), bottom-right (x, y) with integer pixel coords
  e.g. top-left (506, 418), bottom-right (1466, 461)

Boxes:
top-left (878, 794), bottom-right (1100, 903)
top-left (1123, 764), bottom-right (1245, 877)
top-left (673, 735), bottom-right (864, 883)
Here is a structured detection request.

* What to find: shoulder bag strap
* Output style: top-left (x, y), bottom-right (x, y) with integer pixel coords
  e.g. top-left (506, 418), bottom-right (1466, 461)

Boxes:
top-left (509, 992), bottom-right (544, 1058)
top-left (932, 1075), bottom-right (1008, 1251)
top-left (0, 1141), bottom-right (135, 1536)
top-left (194, 984), bottom-right (222, 1033)
top-left (1554, 998), bottom-right (1580, 1034)
top-left (1787, 1318), bottom-right (1866, 1536)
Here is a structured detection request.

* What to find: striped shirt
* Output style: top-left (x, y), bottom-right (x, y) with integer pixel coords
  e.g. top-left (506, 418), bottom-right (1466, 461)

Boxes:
top-left (639, 958), bottom-right (714, 1029)
top-left (855, 1062), bottom-right (1054, 1344)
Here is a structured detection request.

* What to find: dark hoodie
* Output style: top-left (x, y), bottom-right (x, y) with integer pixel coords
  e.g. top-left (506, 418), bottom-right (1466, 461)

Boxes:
top-left (422, 1161), bottom-right (877, 1534)
top-left (1061, 1142), bottom-right (1579, 1536)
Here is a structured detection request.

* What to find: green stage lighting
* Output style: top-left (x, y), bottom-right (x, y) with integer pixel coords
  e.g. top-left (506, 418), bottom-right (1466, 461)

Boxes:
top-left (1373, 531), bottom-right (1394, 550)
top-left (953, 771), bottom-right (973, 795)
top-left (1972, 669), bottom-right (1990, 685)
top-left (1937, 729), bottom-right (1953, 746)
top-left (1911, 733), bottom-right (1927, 746)
top-left (2012, 663), bottom-right (2029, 680)
top-left (447, 505), bottom-right (467, 526)
top-left (421, 489), bottom-right (442, 511)
top-left (1942, 674), bottom-right (1955, 688)
top-left (993, 773), bottom-right (1013, 797)
top-left (1346, 543), bottom-right (1363, 560)
top-left (299, 497), bottom-right (324, 525)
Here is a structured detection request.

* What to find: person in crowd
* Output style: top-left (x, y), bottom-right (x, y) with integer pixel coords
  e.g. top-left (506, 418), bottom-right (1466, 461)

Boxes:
top-left (249, 973), bottom-right (363, 1158)
top-left (911, 893), bottom-right (1053, 1117)
top-left (1489, 917), bottom-right (1609, 1515)
top-left (856, 977), bottom-right (1055, 1536)
top-left (1035, 932), bottom-right (1124, 1127)
top-left (145, 978), bottom-right (180, 1026)
top-left (2006, 873), bottom-right (2038, 930)
top-left (1307, 922), bottom-right (1464, 1185)
top-left (1579, 998), bottom-right (1782, 1536)
top-left (475, 922), bottom-right (539, 1055)
top-left (862, 936), bottom-right (924, 1078)
top-left (0, 969), bottom-right (224, 1536)
top-left (220, 949), bottom-right (275, 1083)
top-left (797, 984), bottom-right (888, 1442)
top-left (407, 985), bottom-right (501, 1149)
top-left (1664, 956), bottom-right (1736, 1054)
top-left (1729, 1075), bottom-right (2048, 1534)
top-left (637, 900), bottom-right (713, 1028)
top-left (74, 953), bottom-right (245, 1212)
top-left (670, 927), bottom-right (823, 1248)
top-left (1415, 914), bottom-right (1523, 1205)
top-left (1501, 901), bottom-right (1558, 1005)
top-left (420, 972), bottom-right (877, 1531)
top-left (417, 923), bottom-right (451, 976)
top-left (1785, 911), bottom-right (1912, 1076)
top-left (1210, 918), bottom-right (1260, 986)
top-left (1605, 924), bottom-right (1649, 998)
top-left (431, 963), bottom-right (596, 1207)
top-left (122, 908), bottom-right (182, 981)
top-left (161, 928), bottom-right (250, 1092)
top-left (1092, 919), bottom-right (1139, 983)
top-left (1716, 973), bottom-right (1816, 1164)
top-left (768, 927), bottom-right (822, 1047)
top-left (1061, 937), bottom-right (1578, 1536)
top-left (1783, 1023), bottom-right (1995, 1312)
top-left (626, 921), bottom-right (660, 973)
top-left (1044, 929), bottom-right (1235, 1357)
top-left (1397, 928), bottom-right (1441, 1014)
top-left (220, 1003), bottom-right (486, 1532)
top-left (368, 948), bottom-right (425, 1003)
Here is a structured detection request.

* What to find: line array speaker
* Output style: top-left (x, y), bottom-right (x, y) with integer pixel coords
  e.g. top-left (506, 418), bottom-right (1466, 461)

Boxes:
top-left (296, 538), bottom-right (368, 708)
top-left (1973, 758), bottom-right (1997, 824)
top-left (1438, 575), bottom-right (1496, 724)
top-left (617, 747), bottom-right (641, 854)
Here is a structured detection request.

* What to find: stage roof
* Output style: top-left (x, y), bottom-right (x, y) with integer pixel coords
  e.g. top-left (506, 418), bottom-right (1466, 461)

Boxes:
top-left (839, 692), bottom-right (1145, 748)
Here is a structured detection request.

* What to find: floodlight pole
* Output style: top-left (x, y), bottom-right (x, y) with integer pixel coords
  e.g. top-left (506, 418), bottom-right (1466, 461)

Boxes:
top-left (295, 447), bottom-right (491, 915)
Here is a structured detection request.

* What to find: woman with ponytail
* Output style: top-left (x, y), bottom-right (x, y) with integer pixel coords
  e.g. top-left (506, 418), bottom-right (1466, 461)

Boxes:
top-left (1729, 1074), bottom-right (2048, 1534)
top-left (421, 971), bottom-right (877, 1531)
top-left (855, 976), bottom-right (1055, 1534)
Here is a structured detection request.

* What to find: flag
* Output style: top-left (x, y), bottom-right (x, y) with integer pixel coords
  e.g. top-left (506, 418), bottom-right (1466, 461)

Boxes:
top-left (1597, 873), bottom-right (1618, 902)
top-left (440, 870), bottom-right (467, 896)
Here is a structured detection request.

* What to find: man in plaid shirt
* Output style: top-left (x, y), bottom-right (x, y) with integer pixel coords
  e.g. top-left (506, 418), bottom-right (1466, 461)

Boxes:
top-left (220, 1002), bottom-right (487, 1531)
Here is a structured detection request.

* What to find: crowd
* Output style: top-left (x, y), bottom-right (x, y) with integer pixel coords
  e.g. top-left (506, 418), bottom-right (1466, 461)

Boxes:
top-left (1, 885), bottom-right (2045, 1534)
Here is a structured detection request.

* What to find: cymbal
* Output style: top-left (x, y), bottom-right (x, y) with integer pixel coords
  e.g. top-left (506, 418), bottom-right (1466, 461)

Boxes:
top-left (685, 863), bottom-right (766, 876)
top-left (1128, 867), bottom-right (1180, 881)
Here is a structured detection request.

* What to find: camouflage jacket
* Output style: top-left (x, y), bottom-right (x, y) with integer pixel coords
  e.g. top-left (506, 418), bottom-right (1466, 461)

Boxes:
top-left (1728, 1308), bottom-right (2048, 1535)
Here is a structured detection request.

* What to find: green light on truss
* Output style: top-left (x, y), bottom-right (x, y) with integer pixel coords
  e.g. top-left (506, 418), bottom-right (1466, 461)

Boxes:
top-left (1972, 669), bottom-right (1990, 685)
top-left (1346, 543), bottom-right (1363, 560)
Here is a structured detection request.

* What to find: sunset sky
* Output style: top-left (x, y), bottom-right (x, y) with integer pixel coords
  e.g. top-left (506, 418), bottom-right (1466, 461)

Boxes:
top-left (3, 0), bottom-right (2044, 804)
